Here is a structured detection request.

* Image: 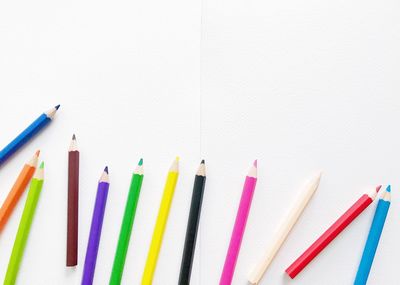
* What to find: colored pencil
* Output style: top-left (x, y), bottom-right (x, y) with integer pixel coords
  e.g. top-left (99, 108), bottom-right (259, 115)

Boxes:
top-left (178, 160), bottom-right (207, 285)
top-left (142, 157), bottom-right (179, 285)
top-left (4, 162), bottom-right (44, 285)
top-left (220, 160), bottom-right (258, 285)
top-left (0, 150), bottom-right (40, 232)
top-left (110, 159), bottom-right (144, 285)
top-left (354, 185), bottom-right (391, 285)
top-left (0, 105), bottom-right (60, 166)
top-left (82, 167), bottom-right (110, 285)
top-left (248, 172), bottom-right (322, 284)
top-left (67, 134), bottom-right (80, 267)
top-left (286, 185), bottom-right (382, 279)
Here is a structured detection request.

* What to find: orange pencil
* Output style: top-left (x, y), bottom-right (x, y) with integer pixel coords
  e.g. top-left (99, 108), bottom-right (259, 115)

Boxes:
top-left (0, 150), bottom-right (39, 232)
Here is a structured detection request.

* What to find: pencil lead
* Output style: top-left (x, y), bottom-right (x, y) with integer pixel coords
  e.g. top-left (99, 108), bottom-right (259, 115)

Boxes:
top-left (35, 150), bottom-right (40, 157)
top-left (55, 104), bottom-right (60, 110)
top-left (104, 166), bottom-right (108, 174)
top-left (39, 161), bottom-right (44, 169)
top-left (375, 185), bottom-right (382, 193)
top-left (253, 159), bottom-right (258, 167)
top-left (386, 185), bottom-right (391, 193)
top-left (138, 158), bottom-right (143, 166)
top-left (201, 159), bottom-right (205, 164)
top-left (72, 134), bottom-right (76, 140)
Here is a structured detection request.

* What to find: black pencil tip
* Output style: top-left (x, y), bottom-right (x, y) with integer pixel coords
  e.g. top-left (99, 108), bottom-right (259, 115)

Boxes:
top-left (55, 104), bottom-right (60, 110)
top-left (72, 134), bottom-right (76, 140)
top-left (201, 159), bottom-right (205, 164)
top-left (104, 166), bottom-right (108, 174)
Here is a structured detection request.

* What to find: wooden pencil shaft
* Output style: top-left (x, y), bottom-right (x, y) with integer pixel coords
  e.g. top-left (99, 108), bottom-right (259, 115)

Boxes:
top-left (220, 162), bottom-right (258, 285)
top-left (110, 171), bottom-right (144, 285)
top-left (178, 174), bottom-right (206, 285)
top-left (249, 174), bottom-right (320, 284)
top-left (0, 106), bottom-right (58, 165)
top-left (82, 177), bottom-right (109, 285)
top-left (4, 171), bottom-right (44, 285)
top-left (67, 149), bottom-right (80, 266)
top-left (142, 159), bottom-right (179, 285)
top-left (0, 154), bottom-right (38, 232)
top-left (286, 192), bottom-right (375, 278)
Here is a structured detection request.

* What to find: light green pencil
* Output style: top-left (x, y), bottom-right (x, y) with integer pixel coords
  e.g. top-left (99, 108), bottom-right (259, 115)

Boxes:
top-left (4, 162), bottom-right (44, 285)
top-left (109, 159), bottom-right (144, 285)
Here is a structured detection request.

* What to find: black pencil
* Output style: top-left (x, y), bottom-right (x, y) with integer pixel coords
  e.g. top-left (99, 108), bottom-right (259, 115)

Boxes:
top-left (178, 160), bottom-right (206, 285)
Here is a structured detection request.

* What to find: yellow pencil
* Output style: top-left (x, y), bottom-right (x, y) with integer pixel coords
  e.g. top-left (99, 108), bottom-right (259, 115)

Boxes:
top-left (142, 157), bottom-right (179, 285)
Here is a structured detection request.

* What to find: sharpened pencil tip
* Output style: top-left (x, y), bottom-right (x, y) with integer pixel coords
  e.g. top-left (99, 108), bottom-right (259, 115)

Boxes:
top-left (72, 134), bottom-right (76, 140)
top-left (386, 185), bottom-right (391, 193)
top-left (35, 150), bottom-right (40, 156)
top-left (376, 185), bottom-right (382, 193)
top-left (138, 158), bottom-right (143, 166)
top-left (253, 159), bottom-right (258, 167)
top-left (55, 104), bottom-right (60, 110)
top-left (104, 166), bottom-right (108, 174)
top-left (176, 156), bottom-right (180, 161)
top-left (39, 161), bottom-right (44, 169)
top-left (201, 159), bottom-right (205, 164)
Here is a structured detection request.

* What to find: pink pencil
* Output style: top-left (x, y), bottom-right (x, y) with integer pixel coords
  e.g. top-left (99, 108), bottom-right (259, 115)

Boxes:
top-left (220, 160), bottom-right (258, 285)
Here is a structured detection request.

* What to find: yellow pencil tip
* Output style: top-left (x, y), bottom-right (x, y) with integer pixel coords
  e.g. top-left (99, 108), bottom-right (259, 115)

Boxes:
top-left (176, 156), bottom-right (180, 161)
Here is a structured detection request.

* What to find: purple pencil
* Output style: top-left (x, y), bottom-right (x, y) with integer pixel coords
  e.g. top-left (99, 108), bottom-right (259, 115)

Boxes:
top-left (82, 167), bottom-right (110, 285)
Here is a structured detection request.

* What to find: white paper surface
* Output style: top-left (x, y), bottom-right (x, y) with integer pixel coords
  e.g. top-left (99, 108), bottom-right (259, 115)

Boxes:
top-left (0, 0), bottom-right (399, 284)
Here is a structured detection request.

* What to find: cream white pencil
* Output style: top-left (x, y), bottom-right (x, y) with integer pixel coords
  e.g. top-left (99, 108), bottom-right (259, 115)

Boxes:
top-left (248, 172), bottom-right (322, 284)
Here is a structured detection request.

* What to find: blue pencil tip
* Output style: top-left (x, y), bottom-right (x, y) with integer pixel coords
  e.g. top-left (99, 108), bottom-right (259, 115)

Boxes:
top-left (55, 104), bottom-right (60, 110)
top-left (104, 166), bottom-right (108, 174)
top-left (386, 185), bottom-right (391, 192)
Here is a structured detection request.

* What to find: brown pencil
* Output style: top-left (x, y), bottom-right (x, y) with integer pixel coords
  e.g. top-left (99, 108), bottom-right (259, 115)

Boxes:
top-left (67, 134), bottom-right (79, 267)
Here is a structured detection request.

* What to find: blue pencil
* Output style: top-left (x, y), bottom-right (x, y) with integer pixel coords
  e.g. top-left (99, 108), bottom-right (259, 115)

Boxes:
top-left (0, 105), bottom-right (60, 166)
top-left (354, 185), bottom-right (391, 285)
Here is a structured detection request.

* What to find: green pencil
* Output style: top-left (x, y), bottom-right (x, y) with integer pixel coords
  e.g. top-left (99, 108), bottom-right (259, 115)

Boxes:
top-left (110, 159), bottom-right (144, 285)
top-left (4, 162), bottom-right (44, 285)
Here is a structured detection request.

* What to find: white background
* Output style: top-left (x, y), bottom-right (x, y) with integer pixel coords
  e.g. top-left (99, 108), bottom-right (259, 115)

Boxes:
top-left (0, 0), bottom-right (399, 284)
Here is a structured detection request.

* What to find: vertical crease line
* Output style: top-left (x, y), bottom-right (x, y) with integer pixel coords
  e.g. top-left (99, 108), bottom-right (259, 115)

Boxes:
top-left (199, 0), bottom-right (204, 282)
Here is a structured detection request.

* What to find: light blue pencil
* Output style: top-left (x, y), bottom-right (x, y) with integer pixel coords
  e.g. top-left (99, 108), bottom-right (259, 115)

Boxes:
top-left (354, 185), bottom-right (391, 285)
top-left (0, 105), bottom-right (60, 166)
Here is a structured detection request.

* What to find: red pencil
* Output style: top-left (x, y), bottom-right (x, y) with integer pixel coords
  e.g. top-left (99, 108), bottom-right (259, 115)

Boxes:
top-left (285, 185), bottom-right (381, 279)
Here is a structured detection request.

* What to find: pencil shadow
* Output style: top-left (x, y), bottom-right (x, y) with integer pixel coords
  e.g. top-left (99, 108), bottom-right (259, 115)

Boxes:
top-left (281, 272), bottom-right (293, 285)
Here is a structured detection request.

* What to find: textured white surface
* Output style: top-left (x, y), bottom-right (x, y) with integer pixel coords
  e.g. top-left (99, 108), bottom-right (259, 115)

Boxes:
top-left (0, 0), bottom-right (399, 284)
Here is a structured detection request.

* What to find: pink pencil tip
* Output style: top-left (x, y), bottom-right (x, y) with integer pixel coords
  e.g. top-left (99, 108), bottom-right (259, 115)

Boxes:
top-left (35, 150), bottom-right (40, 156)
top-left (375, 185), bottom-right (382, 192)
top-left (253, 160), bottom-right (258, 167)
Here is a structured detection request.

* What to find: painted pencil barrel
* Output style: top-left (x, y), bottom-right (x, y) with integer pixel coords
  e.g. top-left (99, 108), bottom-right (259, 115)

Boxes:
top-left (67, 150), bottom-right (80, 266)
top-left (178, 174), bottom-right (206, 285)
top-left (142, 164), bottom-right (179, 285)
top-left (0, 114), bottom-right (49, 165)
top-left (82, 182), bottom-right (109, 285)
top-left (110, 172), bottom-right (143, 285)
top-left (4, 177), bottom-right (44, 285)
top-left (286, 194), bottom-right (373, 279)
top-left (220, 175), bottom-right (257, 285)
top-left (0, 163), bottom-right (36, 232)
top-left (354, 199), bottom-right (390, 285)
